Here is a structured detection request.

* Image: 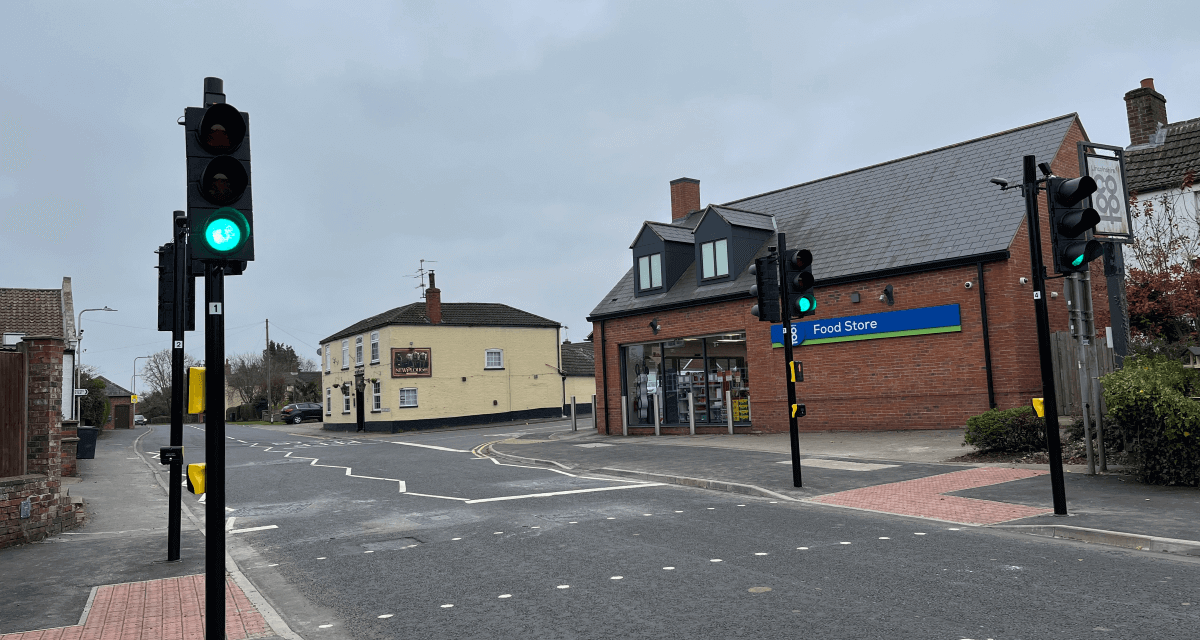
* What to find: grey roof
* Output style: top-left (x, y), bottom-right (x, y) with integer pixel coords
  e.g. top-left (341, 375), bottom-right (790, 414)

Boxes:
top-left (631, 221), bottom-right (695, 247)
top-left (560, 341), bottom-right (595, 377)
top-left (703, 205), bottom-right (776, 231)
top-left (97, 376), bottom-right (132, 398)
top-left (590, 114), bottom-right (1079, 320)
top-left (1125, 116), bottom-right (1200, 194)
top-left (0, 287), bottom-right (68, 338)
top-left (323, 302), bottom-right (559, 343)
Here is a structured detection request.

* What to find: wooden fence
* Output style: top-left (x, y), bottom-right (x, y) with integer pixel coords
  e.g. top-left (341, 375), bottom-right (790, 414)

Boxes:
top-left (1049, 331), bottom-right (1117, 417)
top-left (0, 351), bottom-right (26, 477)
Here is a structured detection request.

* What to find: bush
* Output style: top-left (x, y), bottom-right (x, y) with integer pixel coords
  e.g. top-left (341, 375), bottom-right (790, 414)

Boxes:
top-left (964, 406), bottom-right (1046, 453)
top-left (1102, 355), bottom-right (1200, 486)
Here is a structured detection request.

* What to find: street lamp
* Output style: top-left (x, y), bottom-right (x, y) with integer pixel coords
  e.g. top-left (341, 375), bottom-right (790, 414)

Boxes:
top-left (75, 306), bottom-right (117, 422)
top-left (133, 355), bottom-right (151, 423)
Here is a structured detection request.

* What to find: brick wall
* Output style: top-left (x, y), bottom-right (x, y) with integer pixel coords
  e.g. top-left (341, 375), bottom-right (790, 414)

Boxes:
top-left (591, 118), bottom-right (1113, 434)
top-left (1, 337), bottom-right (82, 549)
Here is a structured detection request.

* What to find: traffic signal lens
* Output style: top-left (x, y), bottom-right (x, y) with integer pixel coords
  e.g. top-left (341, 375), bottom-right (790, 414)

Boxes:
top-left (798, 297), bottom-right (814, 313)
top-left (199, 156), bottom-right (248, 206)
top-left (1071, 254), bottom-right (1084, 267)
top-left (200, 207), bottom-right (250, 254)
top-left (197, 103), bottom-right (247, 154)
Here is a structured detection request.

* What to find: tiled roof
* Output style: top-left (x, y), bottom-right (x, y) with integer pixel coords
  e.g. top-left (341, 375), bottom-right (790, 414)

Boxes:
top-left (0, 288), bottom-right (66, 338)
top-left (560, 341), bottom-right (595, 377)
top-left (97, 376), bottom-right (132, 397)
top-left (323, 302), bottom-right (559, 343)
top-left (1125, 116), bottom-right (1200, 194)
top-left (590, 114), bottom-right (1079, 320)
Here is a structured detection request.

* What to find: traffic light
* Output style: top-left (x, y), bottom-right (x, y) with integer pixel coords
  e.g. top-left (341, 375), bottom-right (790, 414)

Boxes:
top-left (156, 242), bottom-right (196, 332)
top-left (186, 462), bottom-right (206, 495)
top-left (1047, 175), bottom-right (1102, 274)
top-left (749, 256), bottom-right (780, 322)
top-left (188, 366), bottom-right (206, 414)
top-left (185, 78), bottom-right (253, 263)
top-left (783, 249), bottom-right (816, 318)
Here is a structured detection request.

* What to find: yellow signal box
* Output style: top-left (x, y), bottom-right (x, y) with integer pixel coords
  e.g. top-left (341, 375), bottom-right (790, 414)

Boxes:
top-left (186, 462), bottom-right (206, 494)
top-left (1031, 397), bottom-right (1045, 418)
top-left (188, 367), bottom-right (205, 414)
top-left (788, 361), bottom-right (803, 383)
top-left (791, 403), bottom-right (806, 418)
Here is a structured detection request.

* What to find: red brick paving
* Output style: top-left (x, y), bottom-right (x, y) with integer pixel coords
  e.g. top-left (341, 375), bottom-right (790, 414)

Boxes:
top-left (0, 574), bottom-right (272, 640)
top-left (810, 467), bottom-right (1053, 525)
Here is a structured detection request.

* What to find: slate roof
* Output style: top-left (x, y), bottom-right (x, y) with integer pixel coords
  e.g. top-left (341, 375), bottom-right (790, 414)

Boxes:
top-left (1125, 116), bottom-right (1200, 194)
top-left (323, 302), bottom-right (559, 343)
top-left (97, 376), bottom-right (132, 398)
top-left (631, 221), bottom-right (695, 247)
top-left (560, 341), bottom-right (596, 377)
top-left (590, 114), bottom-right (1079, 320)
top-left (704, 205), bottom-right (776, 231)
top-left (0, 287), bottom-right (68, 338)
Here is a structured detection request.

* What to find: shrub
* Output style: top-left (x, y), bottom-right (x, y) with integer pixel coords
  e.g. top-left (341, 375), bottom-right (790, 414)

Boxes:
top-left (1102, 355), bottom-right (1200, 486)
top-left (963, 406), bottom-right (1046, 453)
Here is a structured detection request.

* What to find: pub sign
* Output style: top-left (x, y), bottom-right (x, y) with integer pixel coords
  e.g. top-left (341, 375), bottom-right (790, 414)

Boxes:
top-left (392, 348), bottom-right (432, 377)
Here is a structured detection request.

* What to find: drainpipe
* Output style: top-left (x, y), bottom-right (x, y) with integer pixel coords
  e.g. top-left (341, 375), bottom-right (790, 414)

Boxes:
top-left (977, 262), bottom-right (996, 409)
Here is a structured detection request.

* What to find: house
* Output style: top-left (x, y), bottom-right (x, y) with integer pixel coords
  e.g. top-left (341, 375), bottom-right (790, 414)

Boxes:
top-left (319, 273), bottom-right (562, 432)
top-left (588, 114), bottom-right (1112, 435)
top-left (0, 277), bottom-right (79, 420)
top-left (94, 376), bottom-right (133, 430)
top-left (559, 340), bottom-right (597, 414)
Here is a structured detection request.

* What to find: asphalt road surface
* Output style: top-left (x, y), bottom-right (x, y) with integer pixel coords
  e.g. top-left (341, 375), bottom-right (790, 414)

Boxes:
top-left (139, 420), bottom-right (1200, 640)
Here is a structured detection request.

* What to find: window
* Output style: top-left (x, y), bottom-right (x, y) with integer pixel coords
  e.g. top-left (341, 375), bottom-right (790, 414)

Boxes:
top-left (701, 239), bottom-right (728, 279)
top-left (485, 349), bottom-right (504, 369)
top-left (638, 253), bottom-right (662, 291)
top-left (341, 340), bottom-right (349, 369)
top-left (372, 381), bottom-right (381, 411)
top-left (324, 347), bottom-right (330, 373)
top-left (370, 331), bottom-right (379, 363)
top-left (325, 388), bottom-right (331, 415)
top-left (343, 389), bottom-right (351, 413)
top-left (398, 388), bottom-right (418, 407)
top-left (355, 336), bottom-right (363, 366)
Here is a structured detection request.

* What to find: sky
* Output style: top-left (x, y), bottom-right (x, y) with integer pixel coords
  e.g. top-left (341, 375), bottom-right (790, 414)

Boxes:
top-left (2, 0), bottom-right (1197, 391)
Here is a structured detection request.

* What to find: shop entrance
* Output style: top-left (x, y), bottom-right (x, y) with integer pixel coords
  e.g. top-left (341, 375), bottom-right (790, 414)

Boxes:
top-left (621, 332), bottom-right (749, 429)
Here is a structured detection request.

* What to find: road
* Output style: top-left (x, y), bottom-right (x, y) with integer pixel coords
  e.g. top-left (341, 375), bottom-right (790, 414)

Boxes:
top-left (138, 420), bottom-right (1200, 640)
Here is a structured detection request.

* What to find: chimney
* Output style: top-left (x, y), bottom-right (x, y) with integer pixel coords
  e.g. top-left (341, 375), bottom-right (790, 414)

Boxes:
top-left (670, 177), bottom-right (700, 222)
top-left (1125, 78), bottom-right (1168, 147)
top-left (425, 271), bottom-right (442, 324)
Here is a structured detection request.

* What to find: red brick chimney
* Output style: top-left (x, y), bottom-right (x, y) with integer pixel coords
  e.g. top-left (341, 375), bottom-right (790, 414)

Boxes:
top-left (670, 177), bottom-right (700, 222)
top-left (425, 271), bottom-right (442, 324)
top-left (1125, 78), bottom-right (1168, 147)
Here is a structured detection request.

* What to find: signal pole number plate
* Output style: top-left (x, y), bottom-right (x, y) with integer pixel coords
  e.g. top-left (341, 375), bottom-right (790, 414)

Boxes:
top-left (208, 302), bottom-right (223, 315)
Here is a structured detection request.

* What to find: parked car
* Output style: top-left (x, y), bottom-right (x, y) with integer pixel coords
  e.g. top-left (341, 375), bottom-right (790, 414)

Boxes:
top-left (280, 403), bottom-right (323, 424)
top-left (134, 414), bottom-right (147, 425)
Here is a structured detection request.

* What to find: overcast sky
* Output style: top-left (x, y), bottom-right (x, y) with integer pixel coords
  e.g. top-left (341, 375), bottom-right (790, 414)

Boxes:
top-left (3, 1), bottom-right (1196, 390)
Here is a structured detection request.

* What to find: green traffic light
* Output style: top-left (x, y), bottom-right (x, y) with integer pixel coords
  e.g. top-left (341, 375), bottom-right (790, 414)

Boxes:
top-left (200, 207), bottom-right (250, 254)
top-left (798, 297), bottom-right (814, 313)
top-left (1071, 254), bottom-right (1084, 267)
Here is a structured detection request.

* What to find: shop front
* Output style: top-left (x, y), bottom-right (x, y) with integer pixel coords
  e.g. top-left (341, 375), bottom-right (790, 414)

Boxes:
top-left (621, 331), bottom-right (751, 431)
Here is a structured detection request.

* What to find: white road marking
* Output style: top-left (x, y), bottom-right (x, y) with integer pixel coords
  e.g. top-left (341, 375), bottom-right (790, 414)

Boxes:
top-left (229, 525), bottom-right (278, 534)
top-left (840, 542), bottom-right (852, 545)
top-left (948, 528), bottom-right (961, 531)
top-left (568, 522), bottom-right (577, 524)
top-left (225, 517), bottom-right (236, 531)
top-left (573, 443), bottom-right (615, 448)
top-left (755, 552), bottom-right (768, 556)
top-left (779, 458), bottom-right (899, 471)
top-left (404, 492), bottom-right (470, 501)
top-left (611, 576), bottom-right (623, 580)
top-left (378, 614), bottom-right (393, 619)
top-left (319, 624), bottom-right (333, 628)
top-left (388, 441), bottom-right (471, 453)
top-left (710, 559), bottom-right (722, 563)
top-left (364, 550), bottom-right (374, 554)
top-left (498, 594), bottom-right (511, 599)
top-left (707, 507), bottom-right (715, 510)
top-left (674, 510), bottom-right (683, 513)
top-left (494, 532), bottom-right (504, 534)
top-left (914, 532), bottom-right (926, 536)
top-left (556, 585), bottom-right (569, 589)
top-left (440, 604), bottom-right (454, 608)
top-left (452, 537), bottom-right (462, 540)
top-left (796, 547), bottom-right (809, 550)
top-left (463, 483), bottom-right (664, 504)
top-left (663, 567), bottom-right (675, 570)
top-left (879, 537), bottom-right (890, 540)
top-left (225, 507), bottom-right (235, 512)
top-left (317, 557), bottom-right (327, 560)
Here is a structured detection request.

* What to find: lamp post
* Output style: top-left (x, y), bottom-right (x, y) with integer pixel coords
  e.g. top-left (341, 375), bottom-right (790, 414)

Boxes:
top-left (132, 355), bottom-right (151, 421)
top-left (75, 306), bottom-right (117, 422)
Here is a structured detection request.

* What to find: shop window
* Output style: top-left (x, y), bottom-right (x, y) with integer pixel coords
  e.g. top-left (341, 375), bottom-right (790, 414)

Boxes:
top-left (399, 388), bottom-right (418, 407)
top-left (622, 331), bottom-right (750, 427)
top-left (638, 253), bottom-right (662, 291)
top-left (701, 239), bottom-right (729, 279)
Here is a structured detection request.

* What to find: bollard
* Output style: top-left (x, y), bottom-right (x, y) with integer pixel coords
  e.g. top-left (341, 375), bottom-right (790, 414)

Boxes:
top-left (621, 396), bottom-right (628, 436)
top-left (726, 390), bottom-right (734, 435)
top-left (653, 393), bottom-right (661, 436)
top-left (688, 392), bottom-right (695, 436)
top-left (570, 396), bottom-right (577, 431)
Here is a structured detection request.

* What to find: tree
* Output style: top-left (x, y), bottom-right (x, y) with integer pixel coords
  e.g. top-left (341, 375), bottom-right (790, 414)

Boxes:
top-left (140, 348), bottom-right (199, 398)
top-left (227, 352), bottom-right (264, 405)
top-left (78, 367), bottom-right (109, 427)
top-left (1125, 172), bottom-right (1200, 342)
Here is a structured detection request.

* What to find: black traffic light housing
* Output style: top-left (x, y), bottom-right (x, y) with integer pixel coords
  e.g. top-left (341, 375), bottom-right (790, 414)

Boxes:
top-left (749, 255), bottom-right (781, 323)
top-left (186, 78), bottom-right (253, 264)
top-left (156, 242), bottom-right (196, 332)
top-left (1047, 175), bottom-right (1102, 274)
top-left (784, 249), bottom-right (816, 318)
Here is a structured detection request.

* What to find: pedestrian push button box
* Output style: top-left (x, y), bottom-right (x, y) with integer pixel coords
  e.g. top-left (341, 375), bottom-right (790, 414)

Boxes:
top-left (159, 446), bottom-right (184, 465)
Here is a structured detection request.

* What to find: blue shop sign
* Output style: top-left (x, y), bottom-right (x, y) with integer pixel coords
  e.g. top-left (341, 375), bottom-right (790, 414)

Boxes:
top-left (771, 304), bottom-right (962, 348)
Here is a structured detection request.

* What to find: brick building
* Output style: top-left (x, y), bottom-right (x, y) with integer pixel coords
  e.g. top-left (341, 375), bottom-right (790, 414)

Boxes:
top-left (588, 114), bottom-right (1113, 435)
top-left (95, 376), bottom-right (133, 430)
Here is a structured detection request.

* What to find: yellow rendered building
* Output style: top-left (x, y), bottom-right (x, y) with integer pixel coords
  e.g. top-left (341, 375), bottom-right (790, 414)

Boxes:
top-left (319, 278), bottom-right (563, 432)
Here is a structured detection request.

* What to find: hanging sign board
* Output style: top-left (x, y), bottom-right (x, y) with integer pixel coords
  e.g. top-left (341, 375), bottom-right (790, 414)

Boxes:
top-left (1080, 141), bottom-right (1133, 242)
top-left (771, 304), bottom-right (961, 348)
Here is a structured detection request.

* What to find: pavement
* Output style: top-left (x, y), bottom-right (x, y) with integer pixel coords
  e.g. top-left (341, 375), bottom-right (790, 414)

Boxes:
top-left (0, 426), bottom-right (291, 640)
top-left (488, 427), bottom-right (1200, 554)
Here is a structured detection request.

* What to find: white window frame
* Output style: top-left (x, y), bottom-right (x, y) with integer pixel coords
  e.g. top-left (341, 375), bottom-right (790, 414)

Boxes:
top-left (341, 339), bottom-right (349, 370)
top-left (398, 387), bottom-right (418, 407)
top-left (325, 388), bottom-right (331, 415)
top-left (355, 335), bottom-right (364, 366)
top-left (701, 239), bottom-right (729, 279)
top-left (343, 389), bottom-right (351, 413)
top-left (485, 349), bottom-right (504, 369)
top-left (372, 381), bottom-right (381, 411)
top-left (638, 253), bottom-right (662, 291)
top-left (370, 331), bottom-right (380, 364)
top-left (324, 347), bottom-right (330, 373)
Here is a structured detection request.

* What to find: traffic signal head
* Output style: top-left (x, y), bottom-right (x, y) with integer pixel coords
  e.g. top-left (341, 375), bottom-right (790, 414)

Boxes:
top-left (1047, 176), bottom-right (1102, 273)
top-left (186, 79), bottom-right (253, 264)
top-left (748, 256), bottom-right (780, 323)
top-left (784, 249), bottom-right (816, 318)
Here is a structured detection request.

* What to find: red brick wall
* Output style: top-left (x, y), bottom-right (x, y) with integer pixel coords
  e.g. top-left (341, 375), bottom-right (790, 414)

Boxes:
top-left (103, 396), bottom-right (131, 430)
top-left (590, 118), bottom-right (1113, 434)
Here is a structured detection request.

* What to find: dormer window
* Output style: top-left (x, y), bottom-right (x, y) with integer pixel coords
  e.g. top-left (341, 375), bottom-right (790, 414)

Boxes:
top-left (639, 253), bottom-right (662, 290)
top-left (700, 239), bottom-right (728, 279)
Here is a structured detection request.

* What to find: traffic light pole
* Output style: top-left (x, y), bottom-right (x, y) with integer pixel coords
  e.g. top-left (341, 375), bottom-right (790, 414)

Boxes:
top-left (776, 232), bottom-right (802, 488)
top-left (1022, 155), bottom-right (1068, 516)
top-left (204, 263), bottom-right (226, 640)
top-left (168, 212), bottom-right (187, 561)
